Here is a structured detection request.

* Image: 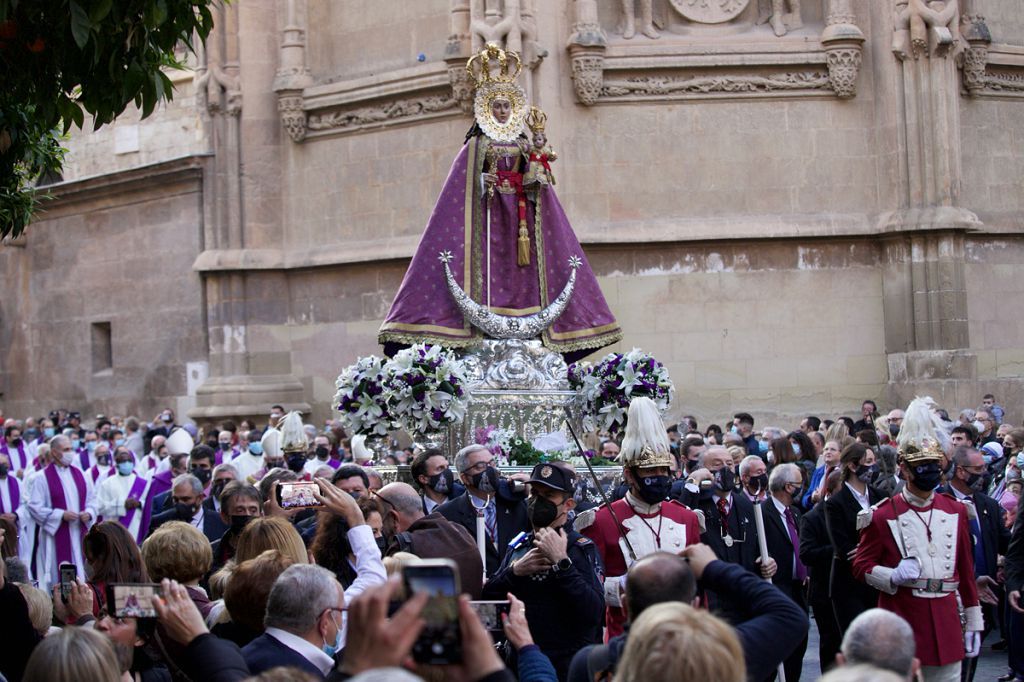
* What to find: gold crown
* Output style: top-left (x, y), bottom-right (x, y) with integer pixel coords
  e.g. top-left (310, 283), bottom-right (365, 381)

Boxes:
top-left (466, 43), bottom-right (523, 88)
top-left (525, 106), bottom-right (546, 133)
top-left (898, 438), bottom-right (945, 464)
top-left (626, 443), bottom-right (673, 469)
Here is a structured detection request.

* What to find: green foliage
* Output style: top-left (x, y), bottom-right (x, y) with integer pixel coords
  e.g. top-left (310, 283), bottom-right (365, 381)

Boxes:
top-left (0, 0), bottom-right (217, 237)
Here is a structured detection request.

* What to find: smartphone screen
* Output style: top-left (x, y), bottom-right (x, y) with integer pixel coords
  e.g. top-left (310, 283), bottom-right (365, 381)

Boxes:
top-left (403, 560), bottom-right (462, 664)
top-left (106, 583), bottom-right (163, 619)
top-left (276, 481), bottom-right (323, 509)
top-left (59, 563), bottom-right (76, 602)
top-left (469, 600), bottom-right (510, 632)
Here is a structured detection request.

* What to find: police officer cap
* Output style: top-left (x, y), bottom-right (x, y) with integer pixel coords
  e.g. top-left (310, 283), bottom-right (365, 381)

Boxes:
top-left (528, 461), bottom-right (576, 493)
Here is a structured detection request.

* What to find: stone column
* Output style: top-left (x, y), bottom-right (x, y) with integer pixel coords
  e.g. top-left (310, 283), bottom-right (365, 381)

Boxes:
top-left (881, 0), bottom-right (980, 405)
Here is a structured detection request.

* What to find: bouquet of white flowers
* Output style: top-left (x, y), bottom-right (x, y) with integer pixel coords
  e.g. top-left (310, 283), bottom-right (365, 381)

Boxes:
top-left (383, 344), bottom-right (470, 436)
top-left (334, 355), bottom-right (395, 436)
top-left (569, 348), bottom-right (674, 437)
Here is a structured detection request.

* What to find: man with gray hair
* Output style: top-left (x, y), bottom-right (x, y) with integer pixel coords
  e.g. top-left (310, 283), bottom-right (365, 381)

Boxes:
top-left (836, 608), bottom-right (919, 680)
top-left (242, 563), bottom-right (344, 678)
top-left (148, 473), bottom-right (227, 542)
top-left (379, 481), bottom-right (484, 596)
top-left (762, 462), bottom-right (808, 682)
top-left (437, 444), bottom-right (529, 577)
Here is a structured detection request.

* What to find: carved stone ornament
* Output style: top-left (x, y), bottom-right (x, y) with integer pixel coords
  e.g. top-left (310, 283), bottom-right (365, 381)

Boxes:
top-left (671, 0), bottom-right (750, 24)
top-left (571, 50), bottom-right (606, 105)
top-left (824, 48), bottom-right (862, 98)
top-left (440, 250), bottom-right (580, 340)
top-left (893, 0), bottom-right (962, 61)
top-left (959, 15), bottom-right (991, 97)
top-left (601, 71), bottom-right (832, 98)
top-left (448, 62), bottom-right (475, 114)
top-left (277, 93), bottom-right (307, 142)
top-left (820, 0), bottom-right (865, 99)
top-left (307, 96), bottom-right (458, 134)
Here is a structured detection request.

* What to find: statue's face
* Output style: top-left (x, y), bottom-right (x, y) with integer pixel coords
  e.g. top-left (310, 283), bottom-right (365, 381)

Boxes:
top-left (491, 98), bottom-right (511, 124)
top-left (533, 132), bottom-right (546, 148)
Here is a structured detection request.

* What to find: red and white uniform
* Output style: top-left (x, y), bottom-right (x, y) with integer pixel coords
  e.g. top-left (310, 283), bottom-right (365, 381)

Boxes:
top-left (575, 492), bottom-right (702, 637)
top-left (852, 490), bottom-right (982, 667)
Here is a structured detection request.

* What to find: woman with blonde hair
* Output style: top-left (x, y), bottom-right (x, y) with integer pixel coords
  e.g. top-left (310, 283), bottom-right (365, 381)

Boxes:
top-left (234, 516), bottom-right (310, 566)
top-left (613, 601), bottom-right (745, 682)
top-left (23, 626), bottom-right (121, 682)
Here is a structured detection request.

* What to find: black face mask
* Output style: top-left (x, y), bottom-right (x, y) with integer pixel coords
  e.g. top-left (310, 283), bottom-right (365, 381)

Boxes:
top-left (0, 463), bottom-right (9, 477)
top-left (749, 473), bottom-right (769, 494)
top-left (911, 463), bottom-right (942, 491)
top-left (470, 467), bottom-right (499, 494)
top-left (219, 442), bottom-right (232, 452)
top-left (635, 474), bottom-right (671, 505)
top-left (889, 423), bottom-right (900, 438)
top-left (855, 463), bottom-right (879, 485)
top-left (265, 459), bottom-right (284, 469)
top-left (375, 536), bottom-right (388, 553)
top-left (97, 455), bottom-right (111, 466)
top-left (191, 467), bottom-right (212, 485)
top-left (964, 471), bottom-right (986, 493)
top-left (287, 454), bottom-right (307, 473)
top-left (714, 467), bottom-right (735, 492)
top-left (528, 495), bottom-right (561, 529)
top-left (211, 480), bottom-right (228, 500)
top-left (8, 438), bottom-right (21, 448)
top-left (175, 502), bottom-right (196, 520)
top-left (685, 459), bottom-right (699, 474)
top-left (230, 515), bottom-right (253, 534)
top-left (315, 446), bottom-right (329, 460)
top-left (428, 469), bottom-right (454, 495)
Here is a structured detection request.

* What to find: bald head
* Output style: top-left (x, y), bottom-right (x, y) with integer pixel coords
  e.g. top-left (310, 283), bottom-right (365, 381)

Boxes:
top-left (377, 482), bottom-right (424, 532)
top-left (625, 551), bottom-right (697, 622)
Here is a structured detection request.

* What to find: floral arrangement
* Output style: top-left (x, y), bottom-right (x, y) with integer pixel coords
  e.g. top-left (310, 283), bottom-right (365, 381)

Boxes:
top-left (569, 348), bottom-right (674, 437)
top-left (473, 425), bottom-right (514, 465)
top-left (334, 355), bottom-right (394, 436)
top-left (383, 344), bottom-right (470, 436)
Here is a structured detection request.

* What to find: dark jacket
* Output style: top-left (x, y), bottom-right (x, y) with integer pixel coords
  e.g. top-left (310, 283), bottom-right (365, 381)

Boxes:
top-left (483, 526), bottom-right (604, 679)
top-left (761, 497), bottom-right (807, 608)
top-left (1006, 514), bottom-right (1024, 594)
top-left (567, 560), bottom-right (808, 682)
top-left (388, 511), bottom-right (485, 599)
top-left (687, 491), bottom-right (759, 622)
top-left (824, 482), bottom-right (884, 629)
top-left (183, 633), bottom-right (250, 682)
top-left (150, 506), bottom-right (228, 544)
top-left (0, 579), bottom-right (42, 682)
top-left (798, 502), bottom-right (833, 604)
top-left (939, 485), bottom-right (1010, 579)
top-left (436, 486), bottom-right (529, 577)
top-left (242, 632), bottom-right (325, 679)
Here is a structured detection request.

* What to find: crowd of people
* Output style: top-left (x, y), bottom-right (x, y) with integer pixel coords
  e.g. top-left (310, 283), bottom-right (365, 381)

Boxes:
top-left (0, 393), bottom-right (1022, 682)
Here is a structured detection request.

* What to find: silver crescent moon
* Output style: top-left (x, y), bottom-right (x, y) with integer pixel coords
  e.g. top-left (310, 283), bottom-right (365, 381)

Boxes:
top-left (439, 252), bottom-right (579, 339)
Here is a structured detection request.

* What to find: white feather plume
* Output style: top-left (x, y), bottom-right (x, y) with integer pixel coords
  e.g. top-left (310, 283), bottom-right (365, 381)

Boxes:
top-left (897, 396), bottom-right (945, 456)
top-left (620, 396), bottom-right (670, 465)
top-left (279, 411), bottom-right (308, 453)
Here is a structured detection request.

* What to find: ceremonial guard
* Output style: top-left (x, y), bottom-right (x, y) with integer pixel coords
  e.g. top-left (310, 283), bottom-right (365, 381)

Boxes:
top-left (853, 398), bottom-right (983, 682)
top-left (574, 397), bottom-right (702, 637)
top-left (483, 461), bottom-right (603, 680)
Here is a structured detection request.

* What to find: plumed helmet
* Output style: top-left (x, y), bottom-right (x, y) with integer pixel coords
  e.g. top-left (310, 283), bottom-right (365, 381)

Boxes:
top-left (897, 397), bottom-right (945, 463)
top-left (351, 434), bottom-right (372, 464)
top-left (165, 428), bottom-right (194, 456)
top-left (260, 427), bottom-right (282, 459)
top-left (279, 411), bottom-right (308, 454)
top-left (619, 396), bottom-right (673, 469)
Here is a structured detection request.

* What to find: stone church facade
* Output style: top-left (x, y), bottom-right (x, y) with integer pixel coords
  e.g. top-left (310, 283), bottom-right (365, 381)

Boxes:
top-left (1, 0), bottom-right (1023, 427)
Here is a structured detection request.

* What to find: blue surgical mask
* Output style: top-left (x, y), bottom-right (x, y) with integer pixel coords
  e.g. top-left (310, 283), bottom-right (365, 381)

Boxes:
top-left (757, 440), bottom-right (769, 455)
top-left (322, 613), bottom-right (343, 657)
top-left (730, 425), bottom-right (739, 435)
top-left (87, 441), bottom-right (97, 452)
top-left (792, 443), bottom-right (801, 455)
top-left (115, 438), bottom-right (126, 447)
top-left (43, 428), bottom-right (55, 439)
top-left (249, 442), bottom-right (263, 456)
top-left (1017, 454), bottom-right (1024, 470)
top-left (117, 461), bottom-right (134, 476)
top-left (71, 439), bottom-right (81, 450)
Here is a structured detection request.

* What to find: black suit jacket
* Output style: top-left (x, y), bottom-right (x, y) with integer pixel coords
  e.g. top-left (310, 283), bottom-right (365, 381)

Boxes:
top-left (939, 485), bottom-right (1010, 579)
top-left (798, 503), bottom-right (834, 604)
top-left (242, 632), bottom-right (325, 679)
top-left (1006, 515), bottom-right (1024, 594)
top-left (436, 491), bottom-right (529, 577)
top-left (762, 497), bottom-right (807, 608)
top-left (696, 492), bottom-right (758, 571)
top-left (824, 484), bottom-right (884, 592)
top-left (149, 507), bottom-right (228, 544)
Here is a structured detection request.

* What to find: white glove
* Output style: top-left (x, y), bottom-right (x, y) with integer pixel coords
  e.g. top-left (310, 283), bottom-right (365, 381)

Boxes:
top-left (964, 631), bottom-right (981, 658)
top-left (890, 557), bottom-right (921, 587)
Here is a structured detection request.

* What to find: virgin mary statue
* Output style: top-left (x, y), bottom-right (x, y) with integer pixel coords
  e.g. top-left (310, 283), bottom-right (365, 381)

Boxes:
top-left (378, 44), bottom-right (621, 362)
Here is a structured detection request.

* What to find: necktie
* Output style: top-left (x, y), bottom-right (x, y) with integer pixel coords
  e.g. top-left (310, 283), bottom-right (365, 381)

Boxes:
top-left (968, 505), bottom-right (988, 577)
top-left (484, 500), bottom-right (497, 543)
top-left (784, 507), bottom-right (808, 581)
top-left (717, 497), bottom-right (730, 524)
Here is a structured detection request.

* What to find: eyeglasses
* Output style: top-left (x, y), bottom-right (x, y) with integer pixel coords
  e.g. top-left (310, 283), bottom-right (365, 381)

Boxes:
top-left (372, 491), bottom-right (396, 511)
top-left (461, 460), bottom-right (494, 475)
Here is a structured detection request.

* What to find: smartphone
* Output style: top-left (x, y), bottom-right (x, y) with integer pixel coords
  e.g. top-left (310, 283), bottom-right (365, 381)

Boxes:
top-left (106, 583), bottom-right (163, 619)
top-left (59, 562), bottom-right (77, 603)
top-left (403, 559), bottom-right (462, 664)
top-left (469, 600), bottom-right (510, 632)
top-left (276, 481), bottom-right (324, 509)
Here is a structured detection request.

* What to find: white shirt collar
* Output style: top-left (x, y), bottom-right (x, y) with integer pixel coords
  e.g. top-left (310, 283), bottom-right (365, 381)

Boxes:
top-left (902, 488), bottom-right (934, 508)
top-left (264, 628), bottom-right (335, 675)
top-left (844, 481), bottom-right (870, 509)
top-left (625, 491), bottom-right (661, 515)
top-left (950, 485), bottom-right (969, 500)
top-left (770, 494), bottom-right (788, 517)
top-left (190, 506), bottom-right (204, 528)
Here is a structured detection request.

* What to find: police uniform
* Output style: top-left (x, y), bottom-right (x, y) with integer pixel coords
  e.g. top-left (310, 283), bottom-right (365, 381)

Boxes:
top-left (482, 463), bottom-right (604, 681)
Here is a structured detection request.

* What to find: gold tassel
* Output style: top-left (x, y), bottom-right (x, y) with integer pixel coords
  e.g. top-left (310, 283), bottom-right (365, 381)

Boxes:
top-left (517, 220), bottom-right (530, 266)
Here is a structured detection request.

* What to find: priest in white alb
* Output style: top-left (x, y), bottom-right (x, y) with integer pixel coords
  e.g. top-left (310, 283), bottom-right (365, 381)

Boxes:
top-left (28, 435), bottom-right (95, 589)
top-left (94, 445), bottom-right (153, 543)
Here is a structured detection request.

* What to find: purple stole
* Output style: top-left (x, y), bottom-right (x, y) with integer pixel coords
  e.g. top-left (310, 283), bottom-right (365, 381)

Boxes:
top-left (89, 465), bottom-right (113, 484)
top-left (118, 475), bottom-right (153, 541)
top-left (328, 458), bottom-right (341, 469)
top-left (215, 449), bottom-right (224, 466)
top-left (44, 464), bottom-right (87, 565)
top-left (0, 475), bottom-right (20, 513)
top-left (150, 470), bottom-right (174, 499)
top-left (1, 442), bottom-right (28, 472)
top-left (79, 450), bottom-right (91, 470)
